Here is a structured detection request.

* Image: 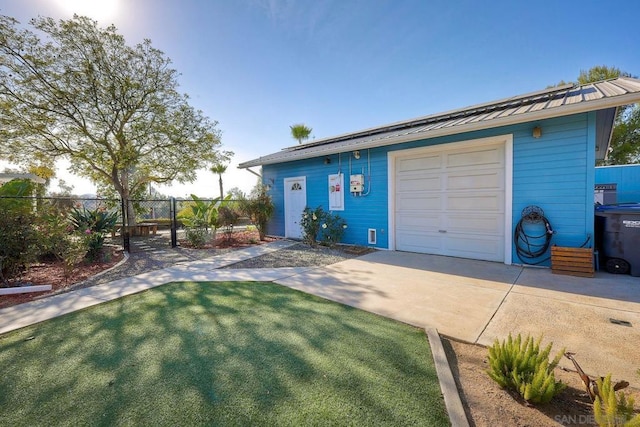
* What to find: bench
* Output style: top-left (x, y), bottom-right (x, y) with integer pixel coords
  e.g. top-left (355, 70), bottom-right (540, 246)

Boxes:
top-left (111, 223), bottom-right (158, 237)
top-left (136, 223), bottom-right (158, 236)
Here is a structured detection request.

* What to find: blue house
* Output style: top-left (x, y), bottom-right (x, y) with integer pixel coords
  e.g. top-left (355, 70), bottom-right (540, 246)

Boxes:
top-left (595, 164), bottom-right (640, 204)
top-left (240, 78), bottom-right (640, 266)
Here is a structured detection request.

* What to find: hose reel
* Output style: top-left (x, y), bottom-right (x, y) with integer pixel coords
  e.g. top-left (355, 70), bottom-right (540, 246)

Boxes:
top-left (514, 205), bottom-right (554, 265)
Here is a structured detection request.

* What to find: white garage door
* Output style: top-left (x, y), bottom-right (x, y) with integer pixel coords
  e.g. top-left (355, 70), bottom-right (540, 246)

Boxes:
top-left (394, 142), bottom-right (505, 261)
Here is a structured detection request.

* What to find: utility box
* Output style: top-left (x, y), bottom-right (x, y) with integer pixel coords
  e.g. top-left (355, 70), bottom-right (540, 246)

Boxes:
top-left (595, 183), bottom-right (617, 205)
top-left (595, 203), bottom-right (640, 276)
top-left (350, 174), bottom-right (364, 193)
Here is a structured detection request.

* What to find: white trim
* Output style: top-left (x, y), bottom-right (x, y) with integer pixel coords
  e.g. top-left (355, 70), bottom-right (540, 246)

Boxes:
top-left (387, 134), bottom-right (513, 265)
top-left (504, 137), bottom-right (513, 265)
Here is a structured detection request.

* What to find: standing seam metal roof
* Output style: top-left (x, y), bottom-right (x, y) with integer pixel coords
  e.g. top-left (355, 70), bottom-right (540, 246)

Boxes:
top-left (239, 77), bottom-right (640, 168)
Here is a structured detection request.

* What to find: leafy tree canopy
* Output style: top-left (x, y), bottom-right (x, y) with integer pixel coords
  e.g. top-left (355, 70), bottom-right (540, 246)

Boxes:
top-left (0, 14), bottom-right (229, 202)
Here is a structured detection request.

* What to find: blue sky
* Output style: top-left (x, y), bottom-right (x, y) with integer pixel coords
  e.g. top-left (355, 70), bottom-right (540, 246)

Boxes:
top-left (1, 0), bottom-right (639, 196)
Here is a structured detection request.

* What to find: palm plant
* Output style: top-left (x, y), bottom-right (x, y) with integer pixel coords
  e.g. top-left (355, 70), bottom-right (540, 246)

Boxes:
top-left (290, 123), bottom-right (312, 144)
top-left (210, 163), bottom-right (228, 200)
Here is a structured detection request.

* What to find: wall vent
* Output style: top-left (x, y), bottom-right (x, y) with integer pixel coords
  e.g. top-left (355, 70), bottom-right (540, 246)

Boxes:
top-left (368, 228), bottom-right (377, 245)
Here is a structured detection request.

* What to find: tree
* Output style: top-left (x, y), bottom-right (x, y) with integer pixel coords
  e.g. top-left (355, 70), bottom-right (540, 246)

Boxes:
top-left (210, 162), bottom-right (228, 200)
top-left (574, 65), bottom-right (638, 165)
top-left (290, 123), bottom-right (312, 144)
top-left (0, 15), bottom-right (226, 223)
top-left (577, 65), bottom-right (628, 84)
top-left (606, 104), bottom-right (640, 164)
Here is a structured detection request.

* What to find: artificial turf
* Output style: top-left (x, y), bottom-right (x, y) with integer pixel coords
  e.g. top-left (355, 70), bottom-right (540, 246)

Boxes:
top-left (0, 281), bottom-right (449, 426)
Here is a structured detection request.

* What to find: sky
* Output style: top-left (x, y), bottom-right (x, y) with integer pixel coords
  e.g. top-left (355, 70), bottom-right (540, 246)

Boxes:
top-left (1, 0), bottom-right (640, 197)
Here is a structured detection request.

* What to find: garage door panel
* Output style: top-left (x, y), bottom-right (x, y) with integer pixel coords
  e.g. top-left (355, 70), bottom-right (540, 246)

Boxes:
top-left (396, 231), bottom-right (443, 253)
top-left (397, 175), bottom-right (441, 192)
top-left (445, 147), bottom-right (503, 169)
top-left (396, 212), bottom-right (440, 229)
top-left (445, 214), bottom-right (505, 234)
top-left (446, 193), bottom-right (503, 211)
top-left (447, 170), bottom-right (503, 190)
top-left (398, 155), bottom-right (441, 172)
top-left (397, 194), bottom-right (441, 210)
top-left (444, 234), bottom-right (503, 262)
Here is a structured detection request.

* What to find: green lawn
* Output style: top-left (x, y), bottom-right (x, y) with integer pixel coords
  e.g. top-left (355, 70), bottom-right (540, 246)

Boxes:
top-left (0, 281), bottom-right (449, 426)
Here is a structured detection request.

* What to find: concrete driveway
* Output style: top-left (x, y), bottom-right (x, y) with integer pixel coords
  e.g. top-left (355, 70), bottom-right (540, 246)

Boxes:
top-left (276, 250), bottom-right (640, 387)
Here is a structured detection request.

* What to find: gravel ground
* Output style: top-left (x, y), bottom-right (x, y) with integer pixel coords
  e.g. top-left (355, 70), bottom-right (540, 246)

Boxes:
top-left (221, 243), bottom-right (368, 269)
top-left (75, 237), bottom-right (370, 290)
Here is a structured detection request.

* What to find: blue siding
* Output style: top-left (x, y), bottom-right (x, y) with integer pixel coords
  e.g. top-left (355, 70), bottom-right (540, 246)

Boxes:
top-left (595, 164), bottom-right (640, 203)
top-left (263, 149), bottom-right (389, 247)
top-left (262, 112), bottom-right (597, 264)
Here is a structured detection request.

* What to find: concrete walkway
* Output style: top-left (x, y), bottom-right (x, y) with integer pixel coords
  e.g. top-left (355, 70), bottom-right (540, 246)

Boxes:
top-left (276, 250), bottom-right (640, 387)
top-left (2, 242), bottom-right (639, 388)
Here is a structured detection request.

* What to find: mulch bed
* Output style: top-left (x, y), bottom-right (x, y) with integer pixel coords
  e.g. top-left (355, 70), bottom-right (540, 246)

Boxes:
top-left (0, 247), bottom-right (124, 309)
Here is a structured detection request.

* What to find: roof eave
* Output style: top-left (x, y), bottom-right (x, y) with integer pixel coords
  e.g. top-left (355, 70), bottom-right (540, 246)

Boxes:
top-left (238, 91), bottom-right (640, 169)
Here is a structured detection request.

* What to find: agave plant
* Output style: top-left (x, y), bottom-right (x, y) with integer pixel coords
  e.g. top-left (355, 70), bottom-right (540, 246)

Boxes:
top-left (69, 207), bottom-right (119, 234)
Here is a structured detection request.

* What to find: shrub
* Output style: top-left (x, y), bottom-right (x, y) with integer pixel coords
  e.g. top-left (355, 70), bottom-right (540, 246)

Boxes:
top-left (300, 206), bottom-right (324, 246)
top-left (240, 186), bottom-right (274, 241)
top-left (487, 333), bottom-right (566, 404)
top-left (184, 226), bottom-right (210, 248)
top-left (68, 207), bottom-right (117, 261)
top-left (0, 210), bottom-right (38, 286)
top-left (61, 237), bottom-right (89, 280)
top-left (593, 374), bottom-right (640, 427)
top-left (300, 206), bottom-right (348, 247)
top-left (36, 206), bottom-right (74, 259)
top-left (69, 206), bottom-right (119, 234)
top-left (319, 211), bottom-right (347, 247)
top-left (217, 205), bottom-right (240, 240)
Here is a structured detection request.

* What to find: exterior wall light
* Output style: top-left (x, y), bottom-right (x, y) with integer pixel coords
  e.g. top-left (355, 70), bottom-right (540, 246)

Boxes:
top-left (532, 126), bottom-right (542, 139)
top-left (353, 150), bottom-right (360, 159)
top-left (324, 156), bottom-right (331, 164)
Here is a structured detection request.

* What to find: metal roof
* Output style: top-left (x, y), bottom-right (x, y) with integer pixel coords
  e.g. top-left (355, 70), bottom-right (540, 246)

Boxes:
top-left (239, 77), bottom-right (640, 168)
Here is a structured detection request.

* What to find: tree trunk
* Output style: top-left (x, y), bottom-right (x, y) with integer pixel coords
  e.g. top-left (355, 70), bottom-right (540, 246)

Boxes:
top-left (117, 169), bottom-right (137, 228)
top-left (218, 174), bottom-right (224, 200)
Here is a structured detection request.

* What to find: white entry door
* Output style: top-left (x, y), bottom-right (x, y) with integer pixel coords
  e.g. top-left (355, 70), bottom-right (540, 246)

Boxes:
top-left (284, 176), bottom-right (307, 239)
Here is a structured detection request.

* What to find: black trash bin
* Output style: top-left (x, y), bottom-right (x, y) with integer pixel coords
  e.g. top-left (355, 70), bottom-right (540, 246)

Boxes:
top-left (595, 203), bottom-right (640, 276)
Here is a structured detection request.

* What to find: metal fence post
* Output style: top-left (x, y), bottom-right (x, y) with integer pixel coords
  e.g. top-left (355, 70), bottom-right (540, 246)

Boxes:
top-left (170, 197), bottom-right (177, 247)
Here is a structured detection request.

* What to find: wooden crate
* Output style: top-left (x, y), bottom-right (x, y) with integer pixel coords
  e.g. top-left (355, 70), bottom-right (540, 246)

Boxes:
top-left (551, 246), bottom-right (595, 278)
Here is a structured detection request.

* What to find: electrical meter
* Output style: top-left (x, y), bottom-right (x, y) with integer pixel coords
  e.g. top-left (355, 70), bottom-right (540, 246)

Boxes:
top-left (350, 174), bottom-right (364, 192)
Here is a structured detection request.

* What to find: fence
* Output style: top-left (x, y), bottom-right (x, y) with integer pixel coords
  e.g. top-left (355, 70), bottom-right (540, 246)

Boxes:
top-left (1, 195), bottom-right (248, 254)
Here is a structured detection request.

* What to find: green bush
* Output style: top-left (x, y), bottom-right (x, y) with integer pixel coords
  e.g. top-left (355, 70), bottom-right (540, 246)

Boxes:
top-left (68, 206), bottom-right (118, 261)
top-left (240, 186), bottom-right (274, 241)
top-left (0, 210), bottom-right (38, 286)
top-left (319, 211), bottom-right (347, 247)
top-left (300, 206), bottom-right (323, 246)
top-left (300, 206), bottom-right (348, 247)
top-left (184, 227), bottom-right (210, 248)
top-left (594, 374), bottom-right (640, 427)
top-left (487, 333), bottom-right (566, 404)
top-left (69, 206), bottom-right (119, 234)
top-left (217, 205), bottom-right (240, 240)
